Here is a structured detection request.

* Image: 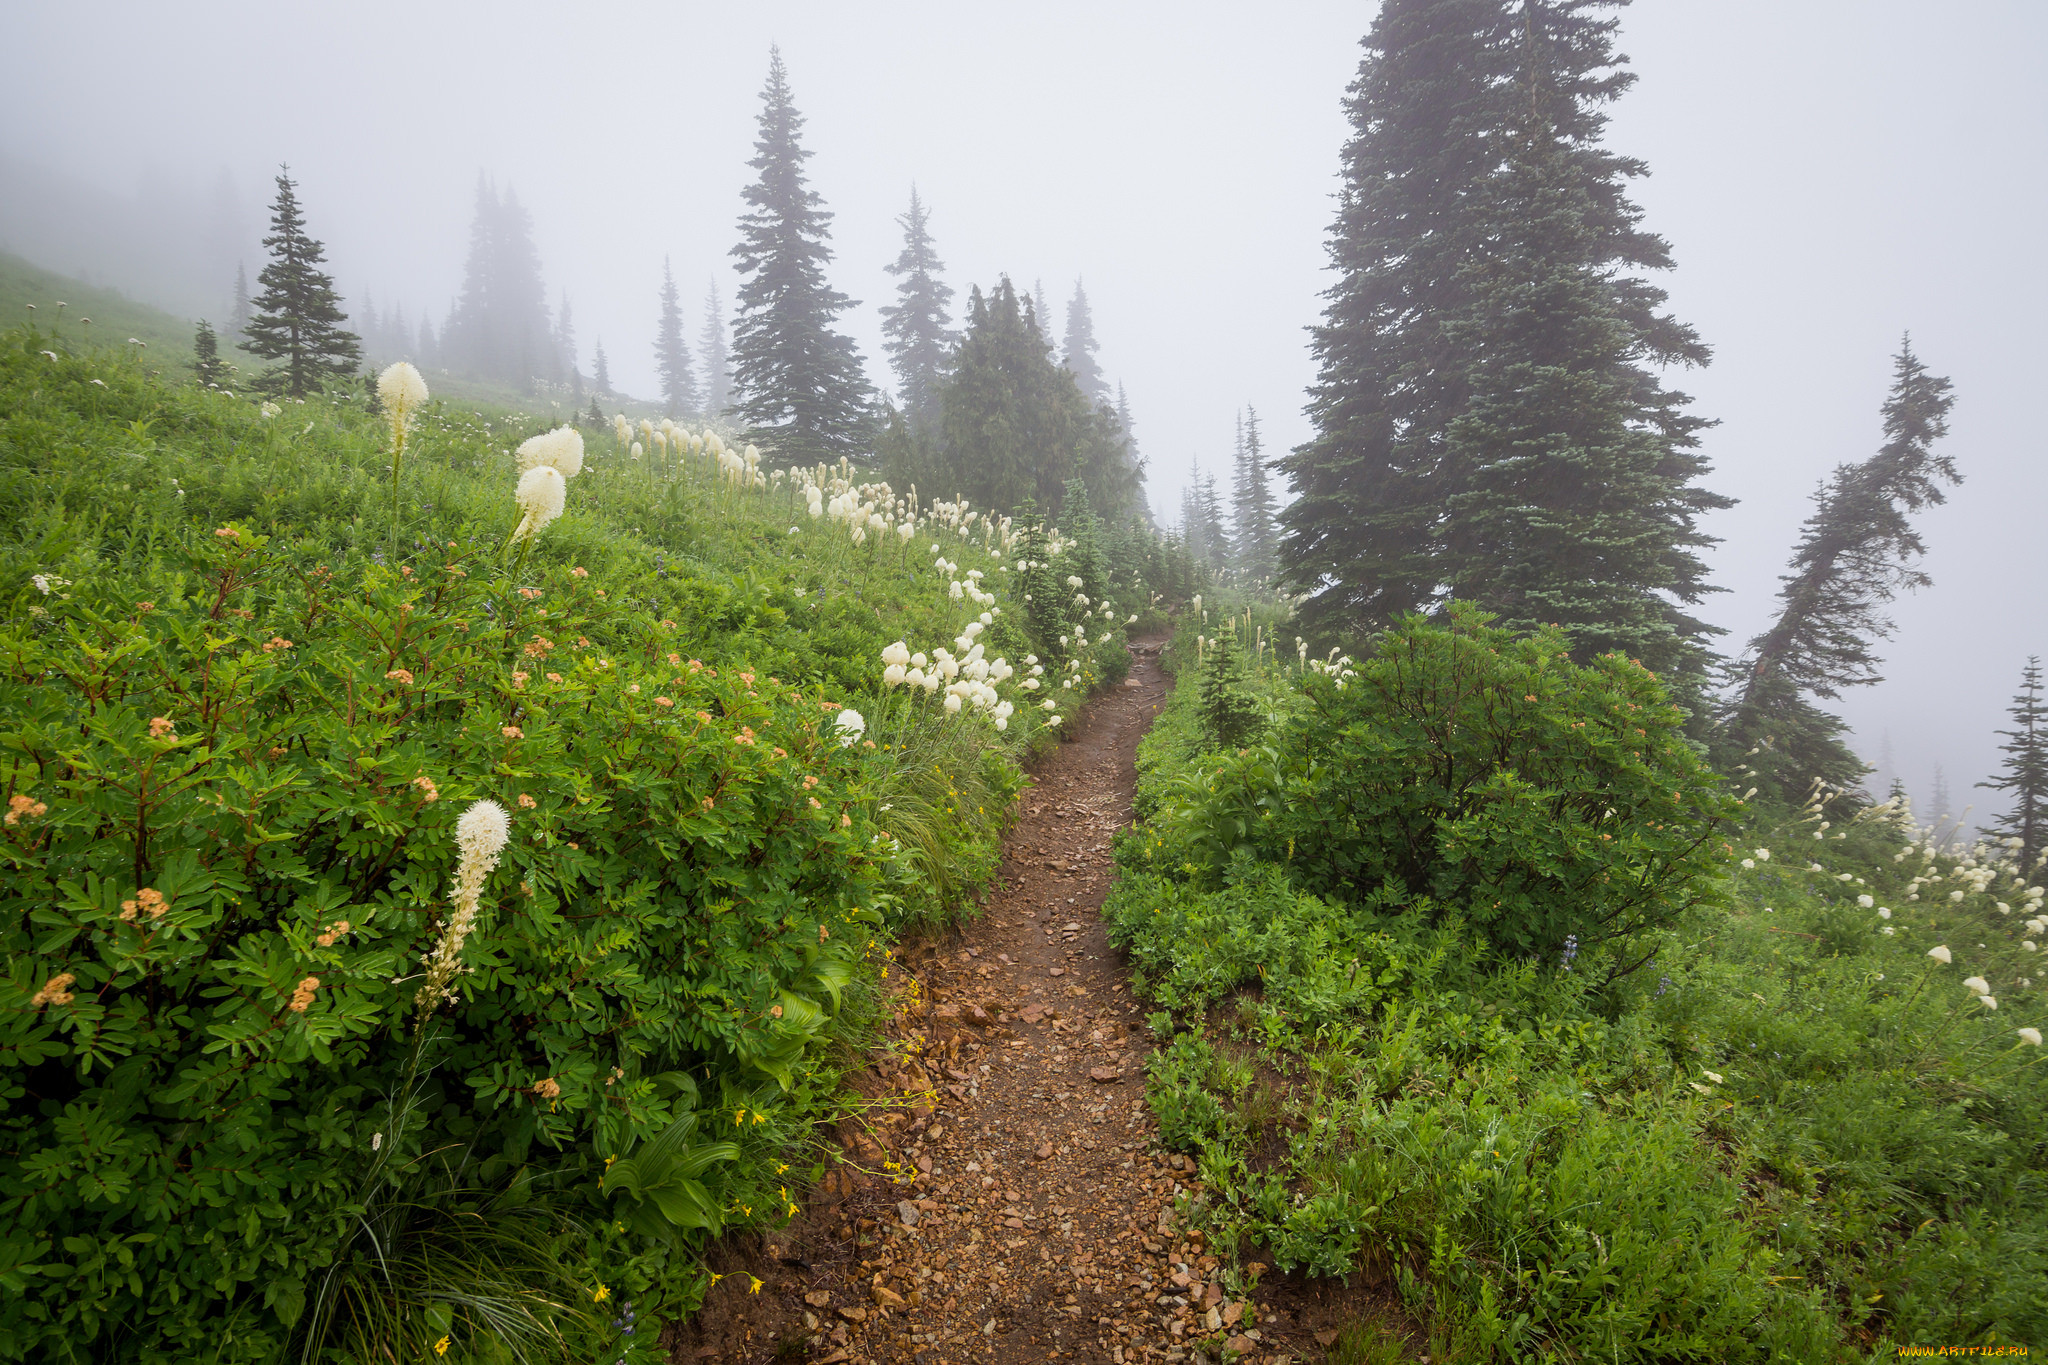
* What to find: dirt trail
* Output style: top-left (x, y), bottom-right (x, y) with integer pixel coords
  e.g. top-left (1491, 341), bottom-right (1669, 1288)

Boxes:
top-left (675, 647), bottom-right (1376, 1364)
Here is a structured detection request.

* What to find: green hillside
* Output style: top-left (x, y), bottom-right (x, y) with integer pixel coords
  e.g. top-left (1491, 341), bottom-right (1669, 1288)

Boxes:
top-left (0, 332), bottom-right (1181, 1362)
top-left (0, 249), bottom-right (199, 368)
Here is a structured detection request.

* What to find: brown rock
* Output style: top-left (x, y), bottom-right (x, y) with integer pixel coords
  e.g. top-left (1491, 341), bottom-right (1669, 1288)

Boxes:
top-left (1226, 1335), bottom-right (1256, 1353)
top-left (1036, 1141), bottom-right (1055, 1160)
top-left (804, 1290), bottom-right (832, 1308)
top-left (1089, 1067), bottom-right (1123, 1083)
top-left (1048, 967), bottom-right (1066, 977)
top-left (1202, 1282), bottom-right (1223, 1308)
top-left (1223, 1300), bottom-right (1244, 1326)
top-left (873, 1285), bottom-right (905, 1309)
top-left (837, 1306), bottom-right (868, 1323)
top-left (1315, 1328), bottom-right (1340, 1347)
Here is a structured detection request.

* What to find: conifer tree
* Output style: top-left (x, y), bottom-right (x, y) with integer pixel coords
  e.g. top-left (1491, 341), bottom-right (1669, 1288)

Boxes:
top-left (416, 316), bottom-right (439, 370)
top-left (556, 289), bottom-right (578, 375)
top-left (442, 176), bottom-right (561, 391)
top-left (193, 319), bottom-right (230, 387)
top-left (700, 281), bottom-right (731, 415)
top-left (1062, 280), bottom-right (1108, 405)
top-left (592, 340), bottom-right (612, 398)
top-left (1231, 406), bottom-right (1277, 581)
top-left (730, 48), bottom-right (872, 463)
top-left (653, 258), bottom-right (698, 417)
top-left (243, 165), bottom-right (360, 398)
top-left (1200, 470), bottom-right (1230, 574)
top-left (1723, 339), bottom-right (1959, 793)
top-left (1281, 0), bottom-right (1726, 676)
top-left (935, 278), bottom-right (1131, 519)
top-left (879, 186), bottom-right (955, 434)
top-left (230, 261), bottom-right (252, 342)
top-left (1981, 658), bottom-right (2048, 875)
top-left (1031, 281), bottom-right (1054, 357)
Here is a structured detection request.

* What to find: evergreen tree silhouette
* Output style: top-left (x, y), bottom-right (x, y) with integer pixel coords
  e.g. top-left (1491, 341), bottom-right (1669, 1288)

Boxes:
top-left (1062, 280), bottom-right (1108, 406)
top-left (879, 186), bottom-right (955, 434)
top-left (243, 165), bottom-right (360, 397)
top-left (653, 258), bottom-right (698, 417)
top-left (700, 280), bottom-right (731, 416)
top-left (1980, 658), bottom-right (2048, 875)
top-left (730, 48), bottom-right (873, 463)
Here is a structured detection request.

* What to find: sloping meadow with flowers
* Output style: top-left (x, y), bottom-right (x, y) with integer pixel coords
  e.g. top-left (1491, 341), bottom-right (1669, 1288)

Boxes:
top-left (0, 334), bottom-right (1169, 1361)
top-left (1104, 608), bottom-right (2046, 1359)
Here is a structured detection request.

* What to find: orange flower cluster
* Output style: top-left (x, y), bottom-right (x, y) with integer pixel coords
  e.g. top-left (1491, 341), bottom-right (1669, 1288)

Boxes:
top-left (511, 671), bottom-right (529, 690)
top-left (5, 793), bottom-right (47, 826)
top-left (412, 774), bottom-right (440, 802)
top-left (501, 725), bottom-right (524, 740)
top-left (120, 887), bottom-right (168, 922)
top-left (385, 668), bottom-right (415, 685)
top-left (315, 919), bottom-right (352, 947)
top-left (518, 587), bottom-right (543, 600)
top-left (518, 793), bottom-right (537, 809)
top-left (532, 1077), bottom-right (562, 1100)
top-left (287, 976), bottom-right (320, 1012)
top-left (654, 696), bottom-right (674, 708)
top-left (32, 972), bottom-right (76, 1007)
top-left (524, 636), bottom-right (554, 658)
top-left (148, 716), bottom-right (176, 739)
top-left (263, 636), bottom-right (294, 652)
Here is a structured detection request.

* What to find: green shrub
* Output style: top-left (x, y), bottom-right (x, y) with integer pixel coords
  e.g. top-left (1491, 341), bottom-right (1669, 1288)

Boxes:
top-left (1144, 605), bottom-right (1737, 974)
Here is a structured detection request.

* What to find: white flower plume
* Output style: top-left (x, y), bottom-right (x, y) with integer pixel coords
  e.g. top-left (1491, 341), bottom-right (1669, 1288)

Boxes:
top-left (517, 426), bottom-right (585, 478)
top-left (513, 465), bottom-right (567, 543)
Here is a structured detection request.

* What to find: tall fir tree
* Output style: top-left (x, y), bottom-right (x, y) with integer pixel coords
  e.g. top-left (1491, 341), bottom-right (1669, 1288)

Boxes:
top-left (700, 280), bottom-right (731, 416)
top-left (442, 176), bottom-right (562, 391)
top-left (1280, 0), bottom-right (1726, 680)
top-left (1231, 406), bottom-right (1278, 580)
top-left (1980, 658), bottom-right (2048, 876)
top-left (192, 319), bottom-right (230, 387)
top-left (1200, 469), bottom-right (1230, 574)
top-left (243, 165), bottom-right (360, 398)
top-left (653, 258), bottom-right (698, 417)
top-left (230, 261), bottom-right (252, 342)
top-left (729, 48), bottom-right (873, 463)
top-left (556, 291), bottom-right (582, 403)
top-left (931, 278), bottom-right (1133, 519)
top-left (1117, 383), bottom-right (1153, 526)
top-left (592, 339), bottom-right (612, 397)
top-left (878, 186), bottom-right (956, 435)
top-left (416, 315), bottom-right (439, 370)
top-left (1722, 339), bottom-right (1959, 794)
top-left (1062, 280), bottom-right (1109, 406)
top-left (1031, 280), bottom-right (1054, 358)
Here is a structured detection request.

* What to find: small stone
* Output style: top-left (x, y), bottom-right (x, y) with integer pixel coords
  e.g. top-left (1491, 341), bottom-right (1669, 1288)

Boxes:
top-left (1204, 1306), bottom-right (1223, 1331)
top-left (804, 1290), bottom-right (832, 1307)
top-left (1223, 1301), bottom-right (1244, 1326)
top-left (837, 1306), bottom-right (868, 1323)
top-left (1064, 922), bottom-right (1082, 932)
top-left (1315, 1329), bottom-right (1340, 1347)
top-left (1049, 967), bottom-right (1065, 977)
top-left (1090, 1067), bottom-right (1123, 1083)
top-left (897, 1200), bottom-right (920, 1227)
top-left (1037, 1141), bottom-right (1055, 1160)
top-left (874, 1284), bottom-right (905, 1308)
top-left (1226, 1335), bottom-right (1256, 1353)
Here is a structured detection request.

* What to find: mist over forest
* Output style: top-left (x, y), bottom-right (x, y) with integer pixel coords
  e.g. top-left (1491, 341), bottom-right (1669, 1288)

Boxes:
top-left (9, 3), bottom-right (2048, 1359)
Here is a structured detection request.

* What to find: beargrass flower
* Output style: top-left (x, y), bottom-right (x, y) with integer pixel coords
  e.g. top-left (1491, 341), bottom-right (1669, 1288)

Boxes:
top-left (834, 708), bottom-right (865, 746)
top-left (416, 799), bottom-right (511, 1020)
top-left (1928, 945), bottom-right (1952, 964)
top-left (517, 426), bottom-right (585, 478)
top-left (2020, 1028), bottom-right (2043, 1047)
top-left (512, 465), bottom-right (567, 545)
top-left (1980, 996), bottom-right (1998, 1010)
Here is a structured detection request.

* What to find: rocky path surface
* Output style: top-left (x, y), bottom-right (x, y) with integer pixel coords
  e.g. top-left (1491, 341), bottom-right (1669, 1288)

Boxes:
top-left (675, 647), bottom-right (1378, 1364)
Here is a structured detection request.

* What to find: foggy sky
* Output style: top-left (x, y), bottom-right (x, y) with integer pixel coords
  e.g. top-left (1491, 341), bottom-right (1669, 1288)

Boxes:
top-left (3, 1), bottom-right (2043, 824)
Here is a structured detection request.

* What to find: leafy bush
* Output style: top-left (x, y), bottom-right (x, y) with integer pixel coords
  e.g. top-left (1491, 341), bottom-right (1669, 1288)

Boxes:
top-left (1113, 614), bottom-right (2048, 1359)
top-left (1142, 605), bottom-right (1736, 972)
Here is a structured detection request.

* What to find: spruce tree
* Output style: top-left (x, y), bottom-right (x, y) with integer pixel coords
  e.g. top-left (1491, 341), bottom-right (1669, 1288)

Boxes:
top-left (556, 289), bottom-right (578, 377)
top-left (653, 258), bottom-right (698, 417)
top-left (1031, 281), bottom-right (1054, 357)
top-left (1980, 658), bottom-right (2048, 876)
top-left (700, 281), bottom-right (731, 415)
top-left (1281, 0), bottom-right (1726, 676)
top-left (592, 340), bottom-right (612, 397)
top-left (1062, 280), bottom-right (1109, 406)
top-left (443, 177), bottom-right (561, 391)
top-left (1723, 339), bottom-right (1959, 793)
top-left (230, 261), bottom-right (252, 341)
top-left (1200, 470), bottom-right (1230, 575)
top-left (193, 319), bottom-right (230, 387)
top-left (416, 316), bottom-right (439, 370)
top-left (243, 165), bottom-right (360, 398)
top-left (1231, 406), bottom-right (1278, 581)
top-left (730, 48), bottom-right (872, 463)
top-left (879, 186), bottom-right (955, 434)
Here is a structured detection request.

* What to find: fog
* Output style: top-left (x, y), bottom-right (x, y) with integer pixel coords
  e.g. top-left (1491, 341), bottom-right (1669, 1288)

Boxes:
top-left (3, 1), bottom-right (2042, 818)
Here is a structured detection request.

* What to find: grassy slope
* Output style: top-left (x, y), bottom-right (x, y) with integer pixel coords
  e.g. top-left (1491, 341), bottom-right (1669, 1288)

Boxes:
top-left (1110, 624), bottom-right (2046, 1360)
top-left (0, 248), bottom-right (198, 363)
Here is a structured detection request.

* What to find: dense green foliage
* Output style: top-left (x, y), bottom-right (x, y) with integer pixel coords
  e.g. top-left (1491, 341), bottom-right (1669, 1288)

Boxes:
top-left (1111, 610), bottom-right (2047, 1359)
top-left (0, 327), bottom-right (1155, 1360)
top-left (1280, 0), bottom-right (1726, 682)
